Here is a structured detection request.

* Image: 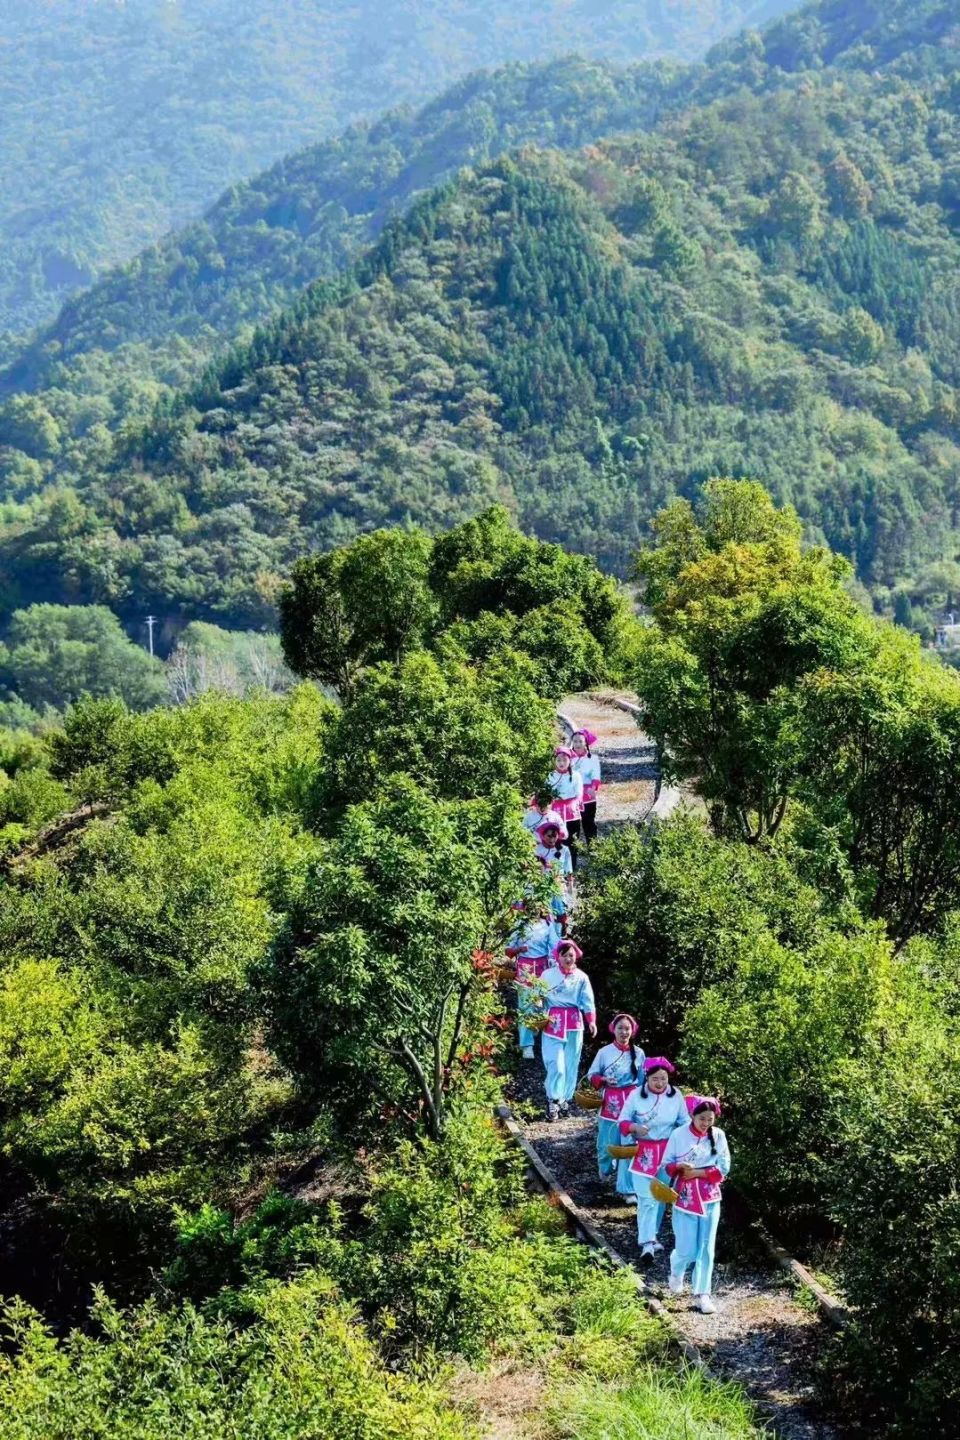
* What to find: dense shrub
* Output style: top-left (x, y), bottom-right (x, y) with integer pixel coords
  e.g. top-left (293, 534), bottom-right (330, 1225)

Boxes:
top-left (441, 605), bottom-right (608, 700)
top-left (576, 814), bottom-right (828, 1042)
top-left (164, 1191), bottom-right (348, 1311)
top-left (314, 648), bottom-right (554, 817)
top-left (261, 792), bottom-right (532, 1140)
top-left (828, 952), bottom-right (960, 1431)
top-left (0, 1275), bottom-right (468, 1440)
top-left (580, 808), bottom-right (960, 1425)
top-left (681, 925), bottom-right (899, 1223)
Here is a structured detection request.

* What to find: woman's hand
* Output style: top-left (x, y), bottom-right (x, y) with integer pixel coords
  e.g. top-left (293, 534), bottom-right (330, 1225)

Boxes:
top-left (587, 1020), bottom-right (597, 1038)
top-left (630, 1123), bottom-right (650, 1139)
top-left (675, 1163), bottom-right (695, 1180)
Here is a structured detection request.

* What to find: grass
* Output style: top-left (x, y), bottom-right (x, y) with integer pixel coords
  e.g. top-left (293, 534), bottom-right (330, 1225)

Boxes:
top-left (550, 1370), bottom-right (765, 1439)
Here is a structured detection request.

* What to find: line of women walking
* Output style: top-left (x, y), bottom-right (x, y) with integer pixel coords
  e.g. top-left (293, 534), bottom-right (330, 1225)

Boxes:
top-left (509, 725), bottom-right (731, 1312)
top-left (507, 930), bottom-right (730, 1314)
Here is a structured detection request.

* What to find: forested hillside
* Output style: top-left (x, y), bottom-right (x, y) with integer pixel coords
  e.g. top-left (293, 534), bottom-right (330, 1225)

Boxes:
top-left (9, 0), bottom-right (957, 395)
top-left (2, 493), bottom-right (960, 1433)
top-left (0, 0), bottom-right (795, 339)
top-left (1, 58), bottom-right (680, 393)
top-left (707, 0), bottom-right (960, 77)
top-left (3, 68), bottom-right (958, 639)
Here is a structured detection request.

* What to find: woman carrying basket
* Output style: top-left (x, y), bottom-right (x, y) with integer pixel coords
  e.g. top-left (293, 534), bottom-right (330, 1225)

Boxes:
top-left (587, 1014), bottom-right (645, 1200)
top-left (617, 1057), bottom-right (688, 1265)
top-left (664, 1096), bottom-right (731, 1314)
top-left (538, 939), bottom-right (596, 1121)
top-left (505, 899), bottom-right (561, 1061)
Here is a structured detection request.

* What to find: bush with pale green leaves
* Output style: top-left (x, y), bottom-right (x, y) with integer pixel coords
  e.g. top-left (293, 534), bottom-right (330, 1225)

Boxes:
top-left (0, 1275), bottom-right (469, 1440)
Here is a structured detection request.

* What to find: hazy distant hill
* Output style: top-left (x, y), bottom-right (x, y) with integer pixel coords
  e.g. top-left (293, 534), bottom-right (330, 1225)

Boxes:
top-left (4, 69), bottom-right (957, 633)
top-left (0, 0), bottom-right (796, 337)
top-left (9, 0), bottom-right (957, 400)
top-left (707, 0), bottom-right (960, 75)
top-left (0, 59), bottom-right (682, 393)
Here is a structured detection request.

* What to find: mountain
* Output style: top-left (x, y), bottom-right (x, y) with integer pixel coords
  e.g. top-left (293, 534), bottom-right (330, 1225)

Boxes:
top-left (0, 0), bottom-right (797, 339)
top-left (8, 0), bottom-right (957, 404)
top-left (4, 66), bottom-right (957, 632)
top-left (708, 0), bottom-right (960, 76)
top-left (0, 59), bottom-right (684, 393)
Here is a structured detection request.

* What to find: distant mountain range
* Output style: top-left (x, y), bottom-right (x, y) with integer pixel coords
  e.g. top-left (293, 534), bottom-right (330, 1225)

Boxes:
top-left (1, 0), bottom-right (959, 640)
top-left (0, 0), bottom-right (797, 339)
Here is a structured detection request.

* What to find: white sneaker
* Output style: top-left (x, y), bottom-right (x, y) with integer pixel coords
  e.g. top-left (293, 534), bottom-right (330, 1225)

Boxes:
top-left (622, 1193), bottom-right (637, 1205)
top-left (668, 1270), bottom-right (685, 1295)
top-left (650, 1240), bottom-right (664, 1254)
top-left (696, 1294), bottom-right (716, 1314)
top-left (521, 1046), bottom-right (535, 1060)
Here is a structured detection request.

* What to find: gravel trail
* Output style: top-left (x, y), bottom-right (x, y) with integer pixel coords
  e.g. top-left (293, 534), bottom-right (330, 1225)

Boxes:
top-left (559, 692), bottom-right (659, 827)
top-left (506, 694), bottom-right (862, 1439)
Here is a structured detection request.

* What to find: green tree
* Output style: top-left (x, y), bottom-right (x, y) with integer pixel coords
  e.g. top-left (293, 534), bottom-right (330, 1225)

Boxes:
top-left (0, 395), bottom-right (61, 459)
top-left (830, 959), bottom-right (960, 1430)
top-left (260, 781), bottom-right (531, 1140)
top-left (839, 305), bottom-right (884, 364)
top-left (799, 626), bottom-right (960, 943)
top-left (440, 604), bottom-right (607, 700)
top-left (766, 170), bottom-right (824, 251)
top-left (430, 507), bottom-right (624, 650)
top-left (577, 813), bottom-right (827, 1042)
top-left (0, 605), bottom-right (165, 713)
top-left (632, 480), bottom-right (873, 841)
top-left (316, 648), bottom-right (554, 816)
top-left (280, 530), bottom-right (436, 698)
top-left (825, 153), bottom-right (872, 218)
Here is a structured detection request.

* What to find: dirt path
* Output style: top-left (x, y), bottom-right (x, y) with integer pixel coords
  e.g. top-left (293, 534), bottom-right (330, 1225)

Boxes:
top-left (506, 693), bottom-right (859, 1439)
top-left (559, 691), bottom-right (659, 828)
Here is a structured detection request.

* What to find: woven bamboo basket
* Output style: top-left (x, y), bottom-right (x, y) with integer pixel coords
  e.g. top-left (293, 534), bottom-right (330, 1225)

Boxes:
top-left (606, 1143), bottom-right (639, 1160)
top-left (522, 1012), bottom-right (552, 1033)
top-left (573, 1087), bottom-right (602, 1110)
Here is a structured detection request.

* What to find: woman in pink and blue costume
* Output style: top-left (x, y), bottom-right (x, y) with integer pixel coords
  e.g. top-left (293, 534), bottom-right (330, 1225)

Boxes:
top-left (548, 747), bottom-right (584, 869)
top-left (505, 899), bottom-right (561, 1060)
top-left (587, 1013), bottom-right (644, 1198)
top-left (533, 818), bottom-right (574, 911)
top-left (664, 1096), bottom-right (731, 1314)
top-left (618, 1057), bottom-right (688, 1264)
top-left (522, 792), bottom-right (568, 838)
top-left (538, 939), bottom-right (596, 1121)
top-left (571, 729), bottom-right (601, 846)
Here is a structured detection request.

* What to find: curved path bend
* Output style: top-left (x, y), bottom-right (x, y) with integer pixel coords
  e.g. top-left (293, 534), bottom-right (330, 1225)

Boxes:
top-left (508, 692), bottom-right (853, 1440)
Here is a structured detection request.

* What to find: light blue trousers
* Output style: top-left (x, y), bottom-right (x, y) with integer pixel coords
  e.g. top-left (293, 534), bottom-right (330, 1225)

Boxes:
top-left (670, 1202), bottom-right (722, 1295)
top-left (542, 1029), bottom-right (583, 1102)
top-left (633, 1169), bottom-right (668, 1244)
top-left (518, 1021), bottom-right (536, 1049)
top-left (596, 1118), bottom-right (633, 1194)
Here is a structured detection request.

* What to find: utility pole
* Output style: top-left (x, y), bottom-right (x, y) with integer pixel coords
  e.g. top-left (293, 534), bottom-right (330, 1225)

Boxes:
top-left (145, 615), bottom-right (157, 658)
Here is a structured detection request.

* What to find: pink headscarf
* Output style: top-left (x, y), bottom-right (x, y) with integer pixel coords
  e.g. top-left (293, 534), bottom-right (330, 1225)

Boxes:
top-left (552, 939), bottom-right (583, 964)
top-left (644, 1056), bottom-right (676, 1075)
top-left (535, 817), bottom-right (567, 842)
top-left (687, 1094), bottom-right (722, 1117)
top-left (554, 745), bottom-right (575, 760)
top-left (608, 1012), bottom-right (639, 1036)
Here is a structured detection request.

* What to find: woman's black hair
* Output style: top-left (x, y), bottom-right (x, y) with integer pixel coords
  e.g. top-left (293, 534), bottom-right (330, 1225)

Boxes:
top-left (640, 1072), bottom-right (676, 1098)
